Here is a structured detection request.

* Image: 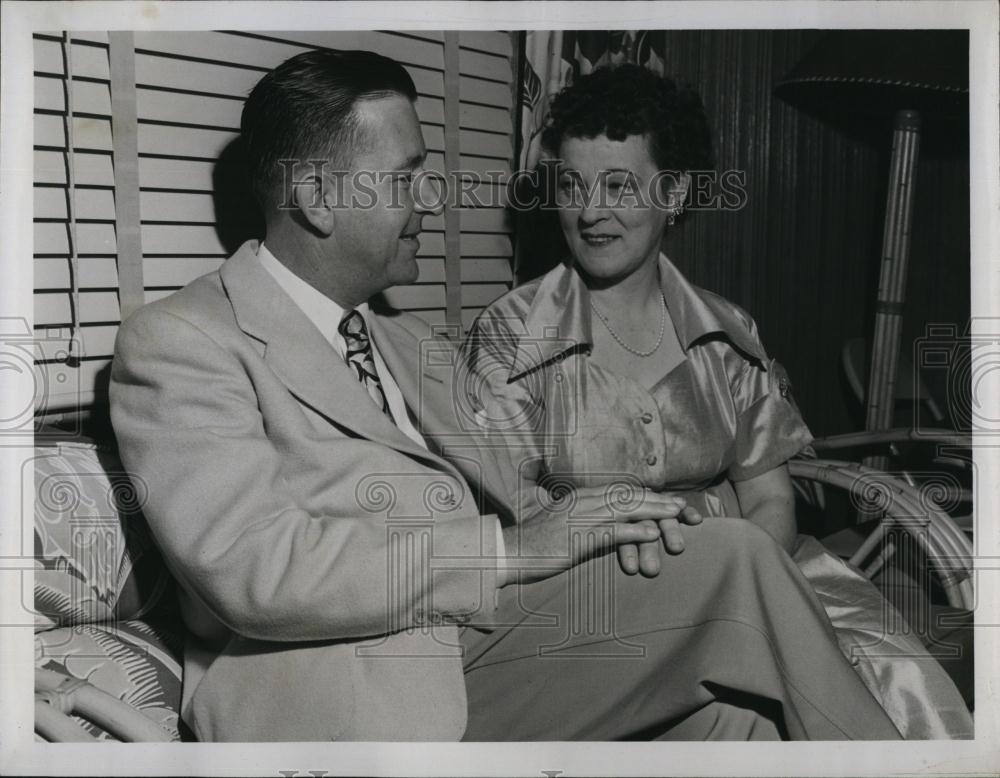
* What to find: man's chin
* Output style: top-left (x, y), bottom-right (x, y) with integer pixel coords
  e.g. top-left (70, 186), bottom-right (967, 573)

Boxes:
top-left (388, 260), bottom-right (420, 287)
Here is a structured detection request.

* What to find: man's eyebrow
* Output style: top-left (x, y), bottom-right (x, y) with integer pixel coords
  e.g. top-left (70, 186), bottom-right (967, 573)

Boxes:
top-left (394, 151), bottom-right (426, 170)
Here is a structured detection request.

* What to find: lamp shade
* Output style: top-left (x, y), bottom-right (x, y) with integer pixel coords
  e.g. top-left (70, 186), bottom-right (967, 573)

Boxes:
top-left (774, 30), bottom-right (968, 121)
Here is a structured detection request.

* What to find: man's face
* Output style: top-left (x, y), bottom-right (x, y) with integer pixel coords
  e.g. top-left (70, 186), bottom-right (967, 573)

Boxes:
top-left (328, 94), bottom-right (436, 300)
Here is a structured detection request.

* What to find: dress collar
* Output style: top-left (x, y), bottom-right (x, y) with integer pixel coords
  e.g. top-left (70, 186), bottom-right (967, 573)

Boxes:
top-left (511, 253), bottom-right (767, 380)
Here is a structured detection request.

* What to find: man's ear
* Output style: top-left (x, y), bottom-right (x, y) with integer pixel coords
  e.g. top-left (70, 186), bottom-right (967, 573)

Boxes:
top-left (291, 170), bottom-right (336, 236)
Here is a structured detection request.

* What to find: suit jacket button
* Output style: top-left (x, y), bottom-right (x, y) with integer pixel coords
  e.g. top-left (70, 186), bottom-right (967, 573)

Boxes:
top-left (646, 454), bottom-right (658, 466)
top-left (640, 412), bottom-right (654, 424)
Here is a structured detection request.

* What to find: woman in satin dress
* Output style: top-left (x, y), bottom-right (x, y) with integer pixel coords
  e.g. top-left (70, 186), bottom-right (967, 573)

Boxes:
top-left (461, 64), bottom-right (972, 739)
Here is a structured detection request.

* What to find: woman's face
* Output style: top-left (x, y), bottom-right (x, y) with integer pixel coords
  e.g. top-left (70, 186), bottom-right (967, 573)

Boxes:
top-left (556, 133), bottom-right (671, 285)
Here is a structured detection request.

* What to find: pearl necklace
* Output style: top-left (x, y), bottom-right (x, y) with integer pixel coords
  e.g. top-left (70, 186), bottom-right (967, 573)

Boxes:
top-left (590, 293), bottom-right (667, 358)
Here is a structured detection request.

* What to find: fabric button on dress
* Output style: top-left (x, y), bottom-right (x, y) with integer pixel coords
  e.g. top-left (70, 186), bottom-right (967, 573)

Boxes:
top-left (641, 412), bottom-right (654, 424)
top-left (646, 454), bottom-right (657, 466)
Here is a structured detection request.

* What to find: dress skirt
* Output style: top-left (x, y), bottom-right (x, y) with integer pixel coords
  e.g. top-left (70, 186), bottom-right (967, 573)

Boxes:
top-left (460, 518), bottom-right (903, 740)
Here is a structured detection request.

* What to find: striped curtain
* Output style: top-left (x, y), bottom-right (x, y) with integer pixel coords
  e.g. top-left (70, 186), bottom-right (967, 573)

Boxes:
top-left (515, 30), bottom-right (667, 282)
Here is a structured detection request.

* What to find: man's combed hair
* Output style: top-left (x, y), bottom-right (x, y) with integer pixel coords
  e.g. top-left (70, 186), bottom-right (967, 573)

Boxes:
top-left (241, 49), bottom-right (418, 211)
top-left (541, 63), bottom-right (713, 173)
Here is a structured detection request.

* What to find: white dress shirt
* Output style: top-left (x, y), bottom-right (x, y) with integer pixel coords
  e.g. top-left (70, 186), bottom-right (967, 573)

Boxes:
top-left (257, 243), bottom-right (428, 447)
top-left (256, 243), bottom-right (507, 584)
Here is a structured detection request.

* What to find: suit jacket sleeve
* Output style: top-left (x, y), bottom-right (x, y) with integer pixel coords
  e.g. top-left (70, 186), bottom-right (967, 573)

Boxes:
top-left (110, 305), bottom-right (499, 643)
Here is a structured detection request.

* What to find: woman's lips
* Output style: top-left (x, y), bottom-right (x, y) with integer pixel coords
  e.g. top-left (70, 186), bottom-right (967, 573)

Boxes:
top-left (580, 234), bottom-right (619, 247)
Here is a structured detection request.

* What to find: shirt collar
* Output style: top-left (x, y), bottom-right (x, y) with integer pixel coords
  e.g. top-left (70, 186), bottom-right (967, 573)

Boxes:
top-left (256, 242), bottom-right (369, 347)
top-left (512, 252), bottom-right (767, 379)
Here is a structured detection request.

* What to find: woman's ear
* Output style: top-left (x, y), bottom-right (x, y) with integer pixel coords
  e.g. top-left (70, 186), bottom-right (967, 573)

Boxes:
top-left (662, 172), bottom-right (691, 225)
top-left (667, 172), bottom-right (691, 214)
top-left (290, 169), bottom-right (336, 236)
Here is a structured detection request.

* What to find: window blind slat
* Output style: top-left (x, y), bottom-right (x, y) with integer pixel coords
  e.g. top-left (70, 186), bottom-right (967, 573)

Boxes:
top-left (35, 114), bottom-right (113, 151)
top-left (35, 150), bottom-right (114, 188)
top-left (35, 256), bottom-right (118, 289)
top-left (251, 30), bottom-right (445, 70)
top-left (460, 130), bottom-right (512, 160)
top-left (461, 257), bottom-right (513, 284)
top-left (34, 185), bottom-right (116, 220)
top-left (459, 75), bottom-right (511, 109)
top-left (34, 37), bottom-right (110, 80)
top-left (36, 290), bottom-right (121, 325)
top-left (461, 283), bottom-right (512, 308)
top-left (150, 51), bottom-right (445, 100)
top-left (458, 48), bottom-right (511, 82)
top-left (459, 32), bottom-right (513, 57)
top-left (34, 221), bottom-right (117, 255)
top-left (35, 75), bottom-right (111, 115)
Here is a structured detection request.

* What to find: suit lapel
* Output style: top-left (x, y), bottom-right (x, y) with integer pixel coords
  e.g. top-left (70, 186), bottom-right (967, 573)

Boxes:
top-left (218, 242), bottom-right (437, 465)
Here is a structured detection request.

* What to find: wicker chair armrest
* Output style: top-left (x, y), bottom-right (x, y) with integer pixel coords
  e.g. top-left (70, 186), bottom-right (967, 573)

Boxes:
top-left (788, 457), bottom-right (974, 610)
top-left (811, 427), bottom-right (971, 452)
top-left (34, 700), bottom-right (98, 742)
top-left (35, 668), bottom-right (174, 742)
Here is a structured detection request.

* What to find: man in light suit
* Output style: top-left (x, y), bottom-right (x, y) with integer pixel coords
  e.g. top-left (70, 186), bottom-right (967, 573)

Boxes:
top-left (110, 49), bottom-right (901, 741)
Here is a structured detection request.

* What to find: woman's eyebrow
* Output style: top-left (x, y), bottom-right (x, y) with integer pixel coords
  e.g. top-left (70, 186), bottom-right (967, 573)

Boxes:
top-left (560, 168), bottom-right (631, 176)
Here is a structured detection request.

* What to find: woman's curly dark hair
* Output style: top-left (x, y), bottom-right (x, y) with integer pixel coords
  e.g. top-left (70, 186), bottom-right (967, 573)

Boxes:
top-left (540, 64), bottom-right (713, 173)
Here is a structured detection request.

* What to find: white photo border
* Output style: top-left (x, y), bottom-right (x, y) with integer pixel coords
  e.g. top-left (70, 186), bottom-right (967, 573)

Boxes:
top-left (1, 1), bottom-right (997, 775)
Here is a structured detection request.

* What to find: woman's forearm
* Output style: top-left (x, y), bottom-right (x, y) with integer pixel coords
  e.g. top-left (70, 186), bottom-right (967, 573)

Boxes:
top-left (744, 497), bottom-right (797, 555)
top-left (734, 465), bottom-right (798, 555)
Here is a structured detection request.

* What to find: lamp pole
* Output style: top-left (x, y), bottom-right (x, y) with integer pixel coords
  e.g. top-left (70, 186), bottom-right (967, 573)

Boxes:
top-left (863, 108), bottom-right (922, 476)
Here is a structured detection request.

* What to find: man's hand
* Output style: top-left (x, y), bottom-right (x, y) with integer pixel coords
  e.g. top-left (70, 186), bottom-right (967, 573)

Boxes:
top-left (616, 504), bottom-right (704, 577)
top-left (500, 486), bottom-right (699, 586)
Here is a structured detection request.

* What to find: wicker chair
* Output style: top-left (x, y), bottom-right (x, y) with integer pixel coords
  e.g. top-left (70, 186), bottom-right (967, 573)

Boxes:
top-left (35, 668), bottom-right (174, 742)
top-left (32, 437), bottom-right (184, 742)
top-left (788, 453), bottom-right (973, 610)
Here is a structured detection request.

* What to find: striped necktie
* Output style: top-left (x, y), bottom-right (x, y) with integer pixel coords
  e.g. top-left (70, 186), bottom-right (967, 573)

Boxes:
top-left (338, 309), bottom-right (391, 417)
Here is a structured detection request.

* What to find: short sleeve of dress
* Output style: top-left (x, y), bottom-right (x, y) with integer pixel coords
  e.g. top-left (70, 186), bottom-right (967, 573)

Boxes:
top-left (727, 324), bottom-right (814, 482)
top-left (460, 311), bottom-right (543, 442)
top-left (459, 311), bottom-right (549, 522)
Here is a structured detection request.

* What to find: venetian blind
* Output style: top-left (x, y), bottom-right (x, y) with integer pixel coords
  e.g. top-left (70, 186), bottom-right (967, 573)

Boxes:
top-left (33, 30), bottom-right (514, 413)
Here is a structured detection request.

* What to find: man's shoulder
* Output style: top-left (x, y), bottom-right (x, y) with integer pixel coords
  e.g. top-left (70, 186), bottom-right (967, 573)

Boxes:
top-left (123, 257), bottom-right (237, 331)
top-left (370, 298), bottom-right (457, 348)
top-left (114, 257), bottom-right (244, 362)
